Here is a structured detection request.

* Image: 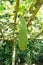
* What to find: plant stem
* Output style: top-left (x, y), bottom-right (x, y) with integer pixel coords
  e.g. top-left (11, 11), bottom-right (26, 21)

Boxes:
top-left (12, 46), bottom-right (15, 65)
top-left (12, 0), bottom-right (19, 65)
top-left (27, 1), bottom-right (42, 27)
top-left (33, 30), bottom-right (43, 40)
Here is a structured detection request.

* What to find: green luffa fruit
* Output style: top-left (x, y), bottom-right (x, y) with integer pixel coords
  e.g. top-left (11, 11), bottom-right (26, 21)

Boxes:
top-left (18, 16), bottom-right (28, 50)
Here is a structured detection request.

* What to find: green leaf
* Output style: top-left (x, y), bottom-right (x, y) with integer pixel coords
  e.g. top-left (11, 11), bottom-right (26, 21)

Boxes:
top-left (0, 6), bottom-right (5, 11)
top-left (18, 16), bottom-right (28, 50)
top-left (0, 22), bottom-right (2, 29)
top-left (19, 5), bottom-right (26, 11)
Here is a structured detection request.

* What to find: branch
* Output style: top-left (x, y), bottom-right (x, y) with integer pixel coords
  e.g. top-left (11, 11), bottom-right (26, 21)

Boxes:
top-left (12, 0), bottom-right (19, 65)
top-left (14, 0), bottom-right (19, 27)
top-left (28, 3), bottom-right (34, 12)
top-left (32, 30), bottom-right (43, 41)
top-left (13, 0), bottom-right (19, 44)
top-left (27, 2), bottom-right (42, 27)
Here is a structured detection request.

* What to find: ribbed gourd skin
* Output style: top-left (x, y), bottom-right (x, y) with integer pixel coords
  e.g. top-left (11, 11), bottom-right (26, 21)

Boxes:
top-left (18, 16), bottom-right (28, 50)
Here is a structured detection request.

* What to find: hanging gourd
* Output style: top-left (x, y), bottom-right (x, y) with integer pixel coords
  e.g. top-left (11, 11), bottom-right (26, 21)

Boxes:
top-left (18, 16), bottom-right (28, 50)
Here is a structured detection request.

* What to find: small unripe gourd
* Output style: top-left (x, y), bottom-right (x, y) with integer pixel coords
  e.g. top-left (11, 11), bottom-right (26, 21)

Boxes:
top-left (18, 16), bottom-right (28, 50)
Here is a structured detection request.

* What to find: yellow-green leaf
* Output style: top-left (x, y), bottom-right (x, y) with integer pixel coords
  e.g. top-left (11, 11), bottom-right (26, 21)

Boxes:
top-left (0, 6), bottom-right (5, 11)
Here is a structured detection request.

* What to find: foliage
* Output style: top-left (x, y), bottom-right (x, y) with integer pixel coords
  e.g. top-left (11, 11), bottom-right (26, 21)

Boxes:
top-left (0, 0), bottom-right (43, 65)
top-left (0, 40), bottom-right (43, 65)
top-left (0, 40), bottom-right (13, 65)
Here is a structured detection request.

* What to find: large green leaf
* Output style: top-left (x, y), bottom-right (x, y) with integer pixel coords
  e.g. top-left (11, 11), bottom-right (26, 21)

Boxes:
top-left (18, 16), bottom-right (28, 50)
